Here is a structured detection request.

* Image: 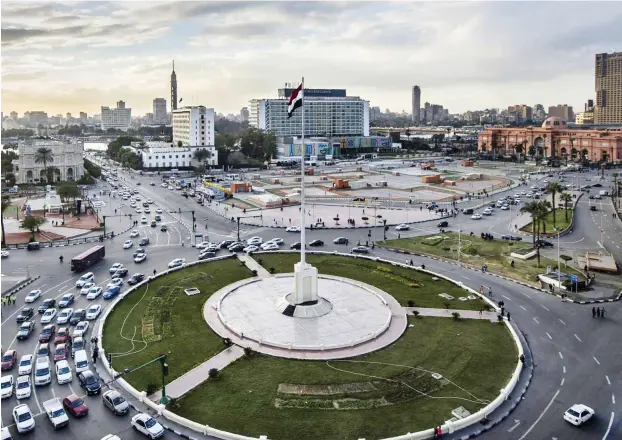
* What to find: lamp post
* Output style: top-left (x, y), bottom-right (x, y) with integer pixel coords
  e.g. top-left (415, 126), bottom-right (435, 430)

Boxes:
top-left (554, 227), bottom-right (561, 290)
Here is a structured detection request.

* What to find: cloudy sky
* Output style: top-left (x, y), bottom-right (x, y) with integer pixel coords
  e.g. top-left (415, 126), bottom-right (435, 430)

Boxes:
top-left (2, 1), bottom-right (622, 118)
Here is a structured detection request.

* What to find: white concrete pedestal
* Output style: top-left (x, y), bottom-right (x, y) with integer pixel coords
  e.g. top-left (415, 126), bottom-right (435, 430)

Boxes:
top-left (292, 262), bottom-right (318, 305)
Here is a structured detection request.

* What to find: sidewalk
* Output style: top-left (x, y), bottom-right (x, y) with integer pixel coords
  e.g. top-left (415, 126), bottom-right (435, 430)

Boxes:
top-left (404, 307), bottom-right (499, 322)
top-left (148, 346), bottom-right (245, 401)
top-left (238, 254), bottom-right (272, 277)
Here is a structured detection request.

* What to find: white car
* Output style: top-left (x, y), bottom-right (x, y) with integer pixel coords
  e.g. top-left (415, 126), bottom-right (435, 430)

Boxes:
top-left (75, 321), bottom-right (90, 335)
top-left (1, 376), bottom-right (14, 399)
top-left (267, 238), bottom-right (284, 245)
top-left (471, 214), bottom-right (482, 220)
top-left (134, 253), bottom-right (147, 263)
top-left (80, 282), bottom-right (95, 295)
top-left (155, 208), bottom-right (162, 214)
top-left (563, 404), bottom-right (594, 426)
top-left (168, 258), bottom-right (186, 268)
top-left (86, 304), bottom-right (102, 320)
top-left (130, 230), bottom-right (139, 237)
top-left (12, 404), bottom-right (36, 433)
top-left (15, 375), bottom-right (32, 399)
top-left (87, 287), bottom-right (103, 300)
top-left (161, 183), bottom-right (168, 188)
top-left (144, 207), bottom-right (151, 213)
top-left (286, 226), bottom-right (300, 232)
top-left (482, 208), bottom-right (493, 216)
top-left (135, 208), bottom-right (143, 214)
top-left (261, 243), bottom-right (279, 251)
top-left (40, 308), bottom-right (58, 324)
top-left (76, 272), bottom-right (95, 287)
top-left (34, 360), bottom-right (52, 386)
top-left (24, 289), bottom-right (42, 303)
top-left (107, 278), bottom-right (123, 289)
top-left (196, 241), bottom-right (213, 249)
top-left (123, 240), bottom-right (134, 249)
top-left (243, 245), bottom-right (259, 253)
top-left (500, 205), bottom-right (510, 210)
top-left (141, 216), bottom-right (148, 224)
top-left (109, 263), bottom-right (123, 274)
top-left (246, 236), bottom-right (263, 245)
top-left (18, 355), bottom-right (34, 376)
top-left (56, 308), bottom-right (74, 325)
top-left (55, 360), bottom-right (73, 385)
top-left (131, 413), bottom-right (165, 438)
top-left (1, 250), bottom-right (9, 258)
top-left (147, 199), bottom-right (154, 204)
top-left (395, 223), bottom-right (410, 231)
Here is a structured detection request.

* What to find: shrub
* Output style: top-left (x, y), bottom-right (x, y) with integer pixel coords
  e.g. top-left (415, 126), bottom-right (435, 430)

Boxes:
top-left (451, 312), bottom-right (461, 320)
top-left (252, 269), bottom-right (258, 276)
top-left (208, 368), bottom-right (219, 379)
top-left (257, 258), bottom-right (263, 265)
top-left (412, 310), bottom-right (420, 318)
top-left (441, 247), bottom-right (451, 251)
top-left (223, 337), bottom-right (232, 347)
top-left (146, 384), bottom-right (158, 395)
top-left (240, 262), bottom-right (247, 267)
top-left (269, 267), bottom-right (276, 274)
top-left (244, 346), bottom-right (254, 358)
top-left (560, 255), bottom-right (572, 262)
top-left (443, 301), bottom-right (450, 309)
top-left (407, 300), bottom-right (415, 307)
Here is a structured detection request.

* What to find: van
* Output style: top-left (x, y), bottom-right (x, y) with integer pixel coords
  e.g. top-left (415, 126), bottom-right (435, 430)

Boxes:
top-left (462, 208), bottom-right (474, 215)
top-left (74, 350), bottom-right (89, 373)
top-left (27, 242), bottom-right (41, 251)
top-left (599, 190), bottom-right (609, 196)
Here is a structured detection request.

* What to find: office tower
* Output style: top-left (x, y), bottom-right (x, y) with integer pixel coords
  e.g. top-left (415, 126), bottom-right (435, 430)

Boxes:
top-left (171, 61), bottom-right (178, 111)
top-left (412, 86), bottom-right (421, 123)
top-left (595, 52), bottom-right (622, 124)
top-left (153, 98), bottom-right (167, 124)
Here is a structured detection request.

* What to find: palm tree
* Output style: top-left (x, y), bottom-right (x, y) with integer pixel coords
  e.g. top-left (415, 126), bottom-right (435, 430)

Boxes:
top-left (521, 201), bottom-right (541, 247)
top-left (571, 148), bottom-right (578, 161)
top-left (34, 147), bottom-right (53, 183)
top-left (560, 192), bottom-right (572, 223)
top-left (612, 172), bottom-right (619, 210)
top-left (1, 196), bottom-right (11, 247)
top-left (515, 144), bottom-right (523, 163)
top-left (569, 137), bottom-right (576, 160)
top-left (581, 148), bottom-right (589, 163)
top-left (601, 151), bottom-right (609, 178)
top-left (546, 182), bottom-right (564, 229)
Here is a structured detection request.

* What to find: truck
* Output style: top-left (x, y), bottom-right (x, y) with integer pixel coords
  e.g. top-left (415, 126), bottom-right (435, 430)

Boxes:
top-left (70, 245), bottom-right (105, 272)
top-left (43, 398), bottom-right (69, 429)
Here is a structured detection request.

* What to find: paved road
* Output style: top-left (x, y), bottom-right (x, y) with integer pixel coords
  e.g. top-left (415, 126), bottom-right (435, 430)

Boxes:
top-left (2, 165), bottom-right (620, 440)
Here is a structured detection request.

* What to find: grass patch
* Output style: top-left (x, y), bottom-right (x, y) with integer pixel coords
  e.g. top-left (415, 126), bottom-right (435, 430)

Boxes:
top-left (520, 208), bottom-right (574, 234)
top-left (172, 317), bottom-right (517, 440)
top-left (102, 258), bottom-right (252, 392)
top-left (380, 232), bottom-right (583, 284)
top-left (2, 205), bottom-right (18, 217)
top-left (257, 253), bottom-right (487, 310)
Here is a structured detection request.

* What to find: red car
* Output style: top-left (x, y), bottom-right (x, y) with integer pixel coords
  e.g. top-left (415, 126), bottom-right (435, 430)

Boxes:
top-left (62, 393), bottom-right (89, 417)
top-left (54, 327), bottom-right (69, 345)
top-left (53, 344), bottom-right (68, 362)
top-left (1, 349), bottom-right (17, 370)
top-left (39, 324), bottom-right (56, 343)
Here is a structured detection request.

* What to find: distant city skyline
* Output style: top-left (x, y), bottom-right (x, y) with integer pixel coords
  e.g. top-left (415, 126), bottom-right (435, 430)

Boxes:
top-left (2, 1), bottom-right (621, 116)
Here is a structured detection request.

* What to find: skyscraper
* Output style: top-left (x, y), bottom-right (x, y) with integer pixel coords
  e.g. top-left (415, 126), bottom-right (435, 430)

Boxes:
top-left (412, 86), bottom-right (421, 123)
top-left (153, 98), bottom-right (167, 124)
top-left (171, 61), bottom-right (178, 111)
top-left (595, 52), bottom-right (622, 124)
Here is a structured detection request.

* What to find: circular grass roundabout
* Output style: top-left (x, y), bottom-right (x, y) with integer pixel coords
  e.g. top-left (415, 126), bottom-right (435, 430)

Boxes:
top-left (102, 252), bottom-right (521, 440)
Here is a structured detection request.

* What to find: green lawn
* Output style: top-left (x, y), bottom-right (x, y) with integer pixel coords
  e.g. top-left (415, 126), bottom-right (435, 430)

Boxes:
top-left (102, 258), bottom-right (252, 392)
top-left (520, 208), bottom-right (574, 234)
top-left (3, 205), bottom-right (18, 218)
top-left (172, 317), bottom-right (517, 440)
top-left (380, 232), bottom-right (583, 285)
top-left (256, 253), bottom-right (488, 310)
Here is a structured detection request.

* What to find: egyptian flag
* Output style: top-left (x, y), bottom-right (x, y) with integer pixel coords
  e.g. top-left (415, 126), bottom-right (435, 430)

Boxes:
top-left (287, 83), bottom-right (303, 118)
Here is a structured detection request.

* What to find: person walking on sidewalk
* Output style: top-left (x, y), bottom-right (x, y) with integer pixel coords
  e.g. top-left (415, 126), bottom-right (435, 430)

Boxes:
top-left (600, 307), bottom-right (605, 318)
top-left (596, 308), bottom-right (601, 318)
top-left (488, 286), bottom-right (492, 297)
top-left (592, 307), bottom-right (596, 318)
top-left (10, 295), bottom-right (16, 305)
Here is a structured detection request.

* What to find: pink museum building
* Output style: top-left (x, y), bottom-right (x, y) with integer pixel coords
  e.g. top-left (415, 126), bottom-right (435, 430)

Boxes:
top-left (478, 117), bottom-right (622, 163)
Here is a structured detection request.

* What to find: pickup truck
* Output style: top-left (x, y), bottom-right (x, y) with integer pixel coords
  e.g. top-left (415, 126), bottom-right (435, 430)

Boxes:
top-left (43, 398), bottom-right (69, 429)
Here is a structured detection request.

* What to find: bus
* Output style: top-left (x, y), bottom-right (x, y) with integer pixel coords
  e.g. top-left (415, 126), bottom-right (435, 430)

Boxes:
top-left (70, 245), bottom-right (106, 272)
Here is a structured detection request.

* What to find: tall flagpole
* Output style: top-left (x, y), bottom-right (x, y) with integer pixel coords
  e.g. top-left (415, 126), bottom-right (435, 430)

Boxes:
top-left (300, 77), bottom-right (306, 266)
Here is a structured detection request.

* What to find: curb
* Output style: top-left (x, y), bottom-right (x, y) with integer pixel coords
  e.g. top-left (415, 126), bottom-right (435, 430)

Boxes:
top-left (379, 247), bottom-right (622, 304)
top-left (2, 275), bottom-right (41, 297)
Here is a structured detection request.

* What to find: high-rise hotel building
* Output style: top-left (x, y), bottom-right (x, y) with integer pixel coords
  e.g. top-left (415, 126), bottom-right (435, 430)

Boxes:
top-left (249, 87), bottom-right (369, 137)
top-left (595, 52), bottom-right (622, 124)
top-left (101, 100), bottom-right (131, 131)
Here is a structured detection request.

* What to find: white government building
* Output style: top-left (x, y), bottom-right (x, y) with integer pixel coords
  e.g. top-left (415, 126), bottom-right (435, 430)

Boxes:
top-left (249, 87), bottom-right (370, 137)
top-left (101, 100), bottom-right (132, 131)
top-left (129, 141), bottom-right (218, 169)
top-left (13, 140), bottom-right (85, 184)
top-left (168, 105), bottom-right (218, 168)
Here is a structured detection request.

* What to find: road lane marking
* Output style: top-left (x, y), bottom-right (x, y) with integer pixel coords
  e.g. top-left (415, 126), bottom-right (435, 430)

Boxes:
top-left (563, 366), bottom-right (566, 374)
top-left (574, 334), bottom-right (582, 342)
top-left (602, 411), bottom-right (615, 440)
top-left (593, 356), bottom-right (600, 365)
top-left (520, 305), bottom-right (527, 311)
top-left (546, 332), bottom-right (552, 340)
top-left (540, 304), bottom-right (550, 311)
top-left (560, 378), bottom-right (565, 386)
top-left (559, 352), bottom-right (563, 360)
top-left (613, 394), bottom-right (616, 404)
top-left (558, 319), bottom-right (566, 326)
top-left (507, 419), bottom-right (521, 432)
top-left (517, 389), bottom-right (560, 440)
top-left (521, 291), bottom-right (532, 299)
top-left (606, 375), bottom-right (611, 385)
top-left (502, 295), bottom-right (512, 301)
top-left (533, 317), bottom-right (539, 324)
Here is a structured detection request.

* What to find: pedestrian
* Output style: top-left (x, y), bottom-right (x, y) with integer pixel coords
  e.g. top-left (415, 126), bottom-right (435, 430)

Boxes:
top-left (600, 307), bottom-right (605, 318)
top-left (488, 287), bottom-right (492, 297)
top-left (1, 297), bottom-right (6, 307)
top-left (597, 308), bottom-right (601, 318)
top-left (519, 354), bottom-right (525, 364)
top-left (153, 269), bottom-right (157, 277)
top-left (549, 284), bottom-right (553, 293)
top-left (592, 307), bottom-right (596, 318)
top-left (507, 311), bottom-right (511, 321)
top-left (409, 259), bottom-right (414, 266)
top-left (10, 295), bottom-right (16, 305)
top-left (480, 286), bottom-right (484, 295)
top-left (479, 309), bottom-right (483, 316)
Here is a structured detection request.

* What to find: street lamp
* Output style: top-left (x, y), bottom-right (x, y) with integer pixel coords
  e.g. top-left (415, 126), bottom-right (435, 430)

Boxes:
top-left (554, 227), bottom-right (561, 291)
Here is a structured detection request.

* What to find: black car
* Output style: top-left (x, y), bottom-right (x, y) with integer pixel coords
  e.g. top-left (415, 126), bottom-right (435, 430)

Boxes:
top-left (592, 183), bottom-right (602, 188)
top-left (219, 240), bottom-right (235, 249)
top-left (437, 221), bottom-right (449, 228)
top-left (228, 243), bottom-right (245, 252)
top-left (160, 225), bottom-right (168, 232)
top-left (590, 205), bottom-right (597, 211)
top-left (16, 321), bottom-right (35, 340)
top-left (462, 208), bottom-right (474, 215)
top-left (69, 309), bottom-right (86, 325)
top-left (127, 273), bottom-right (145, 285)
top-left (112, 268), bottom-right (129, 278)
top-left (351, 246), bottom-right (369, 254)
top-left (17, 307), bottom-right (35, 323)
top-left (309, 240), bottom-right (324, 247)
top-left (139, 237), bottom-right (150, 246)
top-left (38, 299), bottom-right (56, 314)
top-left (352, 197), bottom-right (365, 202)
top-left (290, 242), bottom-right (301, 250)
top-left (198, 251), bottom-right (216, 260)
top-left (535, 239), bottom-right (553, 248)
top-left (501, 234), bottom-right (523, 241)
top-left (78, 370), bottom-right (102, 395)
top-left (333, 237), bottom-right (348, 244)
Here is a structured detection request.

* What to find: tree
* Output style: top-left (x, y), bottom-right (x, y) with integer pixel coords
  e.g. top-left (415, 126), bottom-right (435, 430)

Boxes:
top-left (34, 147), bottom-right (53, 183)
top-left (106, 136), bottom-right (142, 159)
top-left (177, 140), bottom-right (183, 147)
top-left (581, 148), bottom-right (589, 163)
top-left (21, 215), bottom-right (45, 241)
top-left (57, 183), bottom-right (81, 202)
top-left (613, 172), bottom-right (619, 209)
top-left (5, 173), bottom-right (16, 187)
top-left (560, 192), bottom-right (572, 223)
top-left (1, 150), bottom-right (18, 174)
top-left (1, 196), bottom-right (11, 246)
top-left (521, 201), bottom-right (541, 247)
top-left (193, 148), bottom-right (212, 172)
top-left (528, 145), bottom-right (536, 158)
top-left (571, 148), bottom-right (578, 160)
top-left (515, 144), bottom-right (524, 163)
top-left (545, 182), bottom-right (564, 229)
top-left (601, 151), bottom-right (609, 178)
